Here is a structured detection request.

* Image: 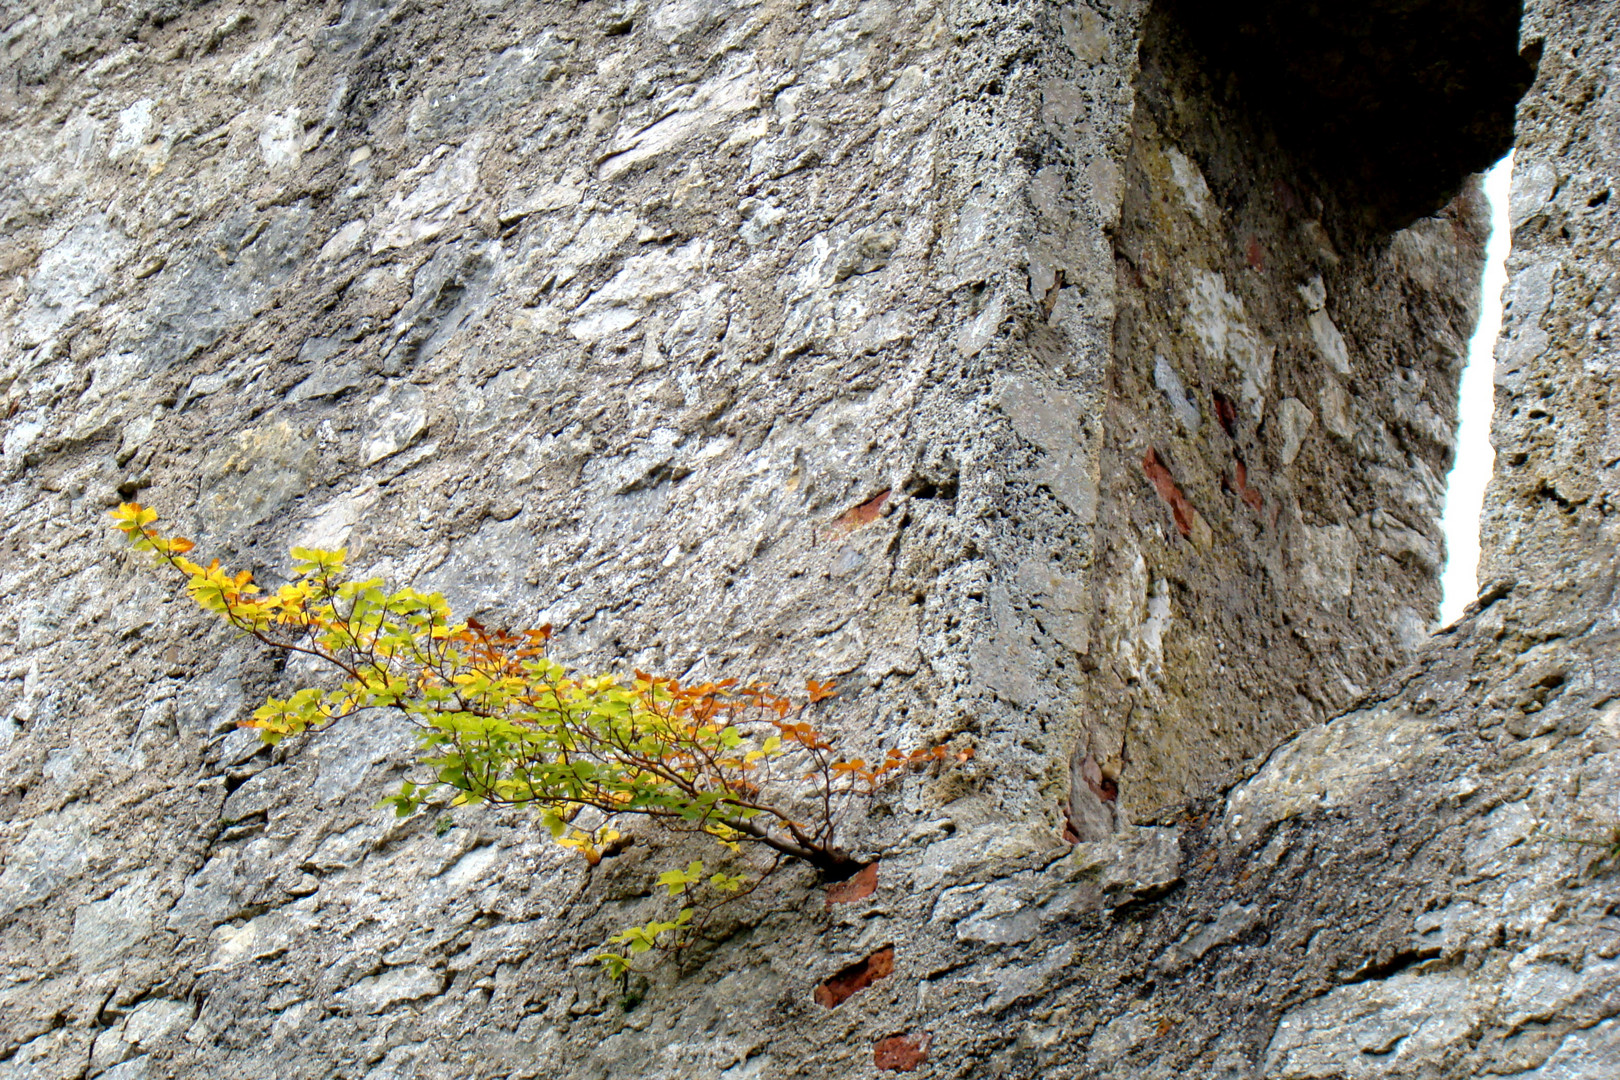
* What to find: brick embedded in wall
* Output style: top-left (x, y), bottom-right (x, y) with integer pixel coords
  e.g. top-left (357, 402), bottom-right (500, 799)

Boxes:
top-left (813, 946), bottom-right (896, 1009)
top-left (1142, 448), bottom-right (1196, 539)
top-left (873, 1032), bottom-right (933, 1072)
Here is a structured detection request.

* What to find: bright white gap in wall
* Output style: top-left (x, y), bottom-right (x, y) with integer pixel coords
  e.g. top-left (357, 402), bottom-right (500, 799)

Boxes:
top-left (1439, 153), bottom-right (1514, 626)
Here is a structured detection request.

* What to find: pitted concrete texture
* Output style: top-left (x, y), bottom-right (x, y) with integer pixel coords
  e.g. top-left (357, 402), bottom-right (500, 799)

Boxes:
top-left (3, 0), bottom-right (1617, 1077)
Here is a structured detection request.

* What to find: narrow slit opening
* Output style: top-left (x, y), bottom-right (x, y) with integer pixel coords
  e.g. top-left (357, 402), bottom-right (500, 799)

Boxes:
top-left (1440, 154), bottom-right (1514, 626)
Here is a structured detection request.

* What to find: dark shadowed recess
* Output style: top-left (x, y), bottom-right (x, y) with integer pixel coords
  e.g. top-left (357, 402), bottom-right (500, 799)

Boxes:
top-left (1162, 0), bottom-right (1537, 236)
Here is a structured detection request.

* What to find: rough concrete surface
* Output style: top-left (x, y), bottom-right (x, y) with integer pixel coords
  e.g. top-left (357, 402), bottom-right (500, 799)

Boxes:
top-left (0, 0), bottom-right (1616, 1077)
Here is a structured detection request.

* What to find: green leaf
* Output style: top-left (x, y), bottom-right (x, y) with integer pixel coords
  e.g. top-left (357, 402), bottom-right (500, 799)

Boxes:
top-left (656, 860), bottom-right (704, 897)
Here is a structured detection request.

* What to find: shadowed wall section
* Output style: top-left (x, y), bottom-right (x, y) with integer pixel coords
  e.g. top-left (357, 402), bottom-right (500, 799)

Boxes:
top-left (1074, 0), bottom-right (1526, 826)
top-left (1164, 0), bottom-right (1535, 234)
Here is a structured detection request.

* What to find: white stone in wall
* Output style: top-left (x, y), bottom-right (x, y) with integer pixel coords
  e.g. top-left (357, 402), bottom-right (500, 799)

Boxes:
top-left (372, 139), bottom-right (487, 253)
top-left (121, 999), bottom-right (191, 1054)
top-left (1155, 354), bottom-right (1203, 434)
top-left (956, 293), bottom-right (1006, 358)
top-left (1319, 378), bottom-right (1357, 439)
top-left (1299, 522), bottom-right (1357, 607)
top-left (1510, 159), bottom-right (1557, 228)
top-left (205, 899), bottom-right (320, 970)
top-left (998, 377), bottom-right (1097, 521)
top-left (363, 384), bottom-right (429, 465)
top-left (1090, 1004), bottom-right (1159, 1066)
top-left (1393, 606), bottom-right (1430, 651)
top-left (1496, 259), bottom-right (1557, 389)
top-left (597, 64), bottom-right (760, 181)
top-left (298, 482), bottom-right (382, 552)
top-left (0, 805), bottom-right (100, 921)
top-left (1223, 705), bottom-right (1442, 849)
top-left (198, 420), bottom-right (320, 525)
top-left (316, 219), bottom-right (367, 262)
top-left (1, 420), bottom-right (43, 470)
top-left (1511, 1018), bottom-right (1620, 1080)
top-left (498, 181), bottom-right (585, 226)
top-left (1264, 972), bottom-right (1486, 1079)
top-left (1187, 270), bottom-right (1274, 417)
top-left (737, 198), bottom-right (787, 246)
top-left (258, 108), bottom-right (304, 172)
top-left (17, 215), bottom-right (132, 347)
top-left (1165, 146), bottom-right (1218, 228)
top-left (1106, 549), bottom-right (1170, 684)
top-left (108, 98), bottom-right (154, 162)
top-left (1275, 396), bottom-right (1315, 466)
top-left (1299, 275), bottom-right (1353, 375)
top-left (69, 874), bottom-right (155, 972)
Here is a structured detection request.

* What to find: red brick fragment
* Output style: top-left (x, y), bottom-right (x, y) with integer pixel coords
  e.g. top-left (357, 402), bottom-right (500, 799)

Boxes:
top-left (1061, 799), bottom-right (1082, 845)
top-left (1080, 754), bottom-right (1118, 802)
top-left (825, 861), bottom-right (879, 908)
top-left (1213, 392), bottom-right (1239, 438)
top-left (1141, 449), bottom-right (1194, 539)
top-left (813, 945), bottom-right (895, 1008)
top-left (1272, 179), bottom-right (1303, 214)
top-left (874, 1032), bottom-right (933, 1072)
top-left (1041, 267), bottom-right (1067, 318)
top-left (1226, 457), bottom-right (1264, 514)
top-left (836, 488), bottom-right (891, 531)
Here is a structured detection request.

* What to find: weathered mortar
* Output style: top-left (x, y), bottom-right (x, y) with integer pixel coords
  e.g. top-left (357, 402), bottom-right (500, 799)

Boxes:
top-left (3, 0), bottom-right (1616, 1078)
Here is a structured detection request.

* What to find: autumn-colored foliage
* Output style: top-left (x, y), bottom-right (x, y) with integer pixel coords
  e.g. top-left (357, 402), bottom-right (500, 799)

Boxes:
top-left (112, 503), bottom-right (969, 975)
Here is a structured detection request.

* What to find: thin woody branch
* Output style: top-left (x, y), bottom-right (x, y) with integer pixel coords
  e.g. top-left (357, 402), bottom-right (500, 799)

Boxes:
top-left (112, 502), bottom-right (965, 975)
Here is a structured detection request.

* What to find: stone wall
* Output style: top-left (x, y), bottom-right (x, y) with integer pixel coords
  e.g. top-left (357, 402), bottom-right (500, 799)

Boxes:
top-left (1083, 6), bottom-right (1491, 819)
top-left (3, 0), bottom-right (1616, 1078)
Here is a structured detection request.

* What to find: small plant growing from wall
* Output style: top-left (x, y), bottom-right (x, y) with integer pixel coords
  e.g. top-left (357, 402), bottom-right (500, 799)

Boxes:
top-left (1542, 818), bottom-right (1620, 879)
top-left (112, 503), bottom-right (968, 976)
